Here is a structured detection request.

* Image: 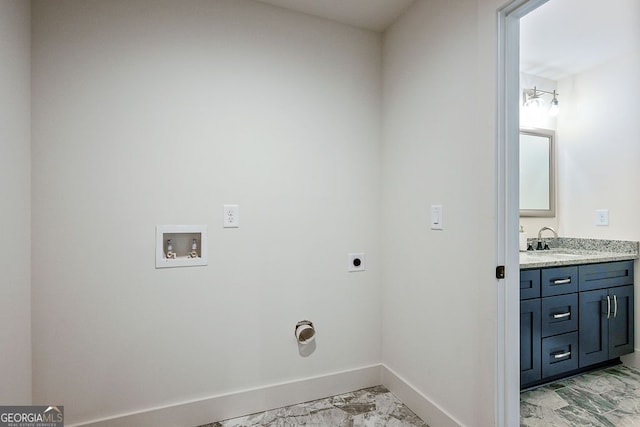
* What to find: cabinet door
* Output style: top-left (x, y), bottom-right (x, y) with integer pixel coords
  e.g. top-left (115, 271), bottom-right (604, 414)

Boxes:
top-left (521, 299), bottom-right (541, 386)
top-left (579, 289), bottom-right (609, 367)
top-left (521, 269), bottom-right (541, 300)
top-left (609, 285), bottom-right (634, 358)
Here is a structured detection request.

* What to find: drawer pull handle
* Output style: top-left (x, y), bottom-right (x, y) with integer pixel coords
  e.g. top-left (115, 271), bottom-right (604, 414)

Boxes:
top-left (607, 296), bottom-right (611, 319)
top-left (553, 351), bottom-right (571, 359)
top-left (614, 294), bottom-right (618, 318)
top-left (553, 278), bottom-right (571, 285)
top-left (553, 312), bottom-right (571, 319)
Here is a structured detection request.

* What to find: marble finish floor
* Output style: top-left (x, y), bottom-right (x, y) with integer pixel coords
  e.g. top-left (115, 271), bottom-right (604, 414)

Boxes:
top-left (521, 364), bottom-right (640, 426)
top-left (197, 385), bottom-right (428, 427)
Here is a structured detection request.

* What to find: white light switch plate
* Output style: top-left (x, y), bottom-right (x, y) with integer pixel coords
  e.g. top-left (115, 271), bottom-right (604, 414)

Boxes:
top-left (430, 205), bottom-right (443, 230)
top-left (595, 209), bottom-right (609, 226)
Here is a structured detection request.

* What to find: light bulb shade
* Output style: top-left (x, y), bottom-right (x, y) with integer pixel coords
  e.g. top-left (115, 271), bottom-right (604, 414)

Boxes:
top-left (524, 95), bottom-right (546, 110)
top-left (548, 97), bottom-right (559, 116)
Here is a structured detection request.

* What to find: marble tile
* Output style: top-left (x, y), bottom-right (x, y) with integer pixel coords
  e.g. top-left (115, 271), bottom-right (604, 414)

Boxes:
top-left (543, 379), bottom-right (571, 391)
top-left (197, 386), bottom-right (428, 427)
top-left (520, 386), bottom-right (569, 410)
top-left (606, 366), bottom-right (640, 394)
top-left (603, 410), bottom-right (640, 427)
top-left (612, 394), bottom-right (640, 416)
top-left (562, 372), bottom-right (619, 395)
top-left (555, 404), bottom-right (617, 427)
top-left (521, 365), bottom-right (640, 426)
top-left (597, 388), bottom-right (637, 408)
top-left (555, 386), bottom-right (616, 415)
top-left (520, 403), bottom-right (573, 427)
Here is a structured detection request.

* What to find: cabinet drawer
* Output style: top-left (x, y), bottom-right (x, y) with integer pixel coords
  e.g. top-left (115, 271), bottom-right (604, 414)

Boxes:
top-left (541, 266), bottom-right (578, 297)
top-left (579, 261), bottom-right (634, 292)
top-left (542, 332), bottom-right (579, 379)
top-left (521, 269), bottom-right (541, 300)
top-left (542, 294), bottom-right (578, 338)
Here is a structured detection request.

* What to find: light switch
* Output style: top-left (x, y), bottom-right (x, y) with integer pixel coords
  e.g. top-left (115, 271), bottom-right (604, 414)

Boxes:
top-left (595, 209), bottom-right (609, 226)
top-left (430, 205), bottom-right (443, 230)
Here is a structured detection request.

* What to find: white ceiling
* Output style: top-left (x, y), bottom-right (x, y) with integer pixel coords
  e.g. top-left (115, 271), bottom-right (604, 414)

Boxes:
top-left (255, 0), bottom-right (638, 81)
top-left (520, 0), bottom-right (640, 81)
top-left (254, 0), bottom-right (415, 32)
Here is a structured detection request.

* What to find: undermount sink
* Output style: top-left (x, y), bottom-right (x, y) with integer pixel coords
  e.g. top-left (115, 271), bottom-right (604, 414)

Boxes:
top-left (547, 253), bottom-right (583, 258)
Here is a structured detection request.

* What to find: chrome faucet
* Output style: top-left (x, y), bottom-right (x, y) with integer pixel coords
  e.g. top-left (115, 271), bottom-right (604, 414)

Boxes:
top-left (536, 227), bottom-right (557, 250)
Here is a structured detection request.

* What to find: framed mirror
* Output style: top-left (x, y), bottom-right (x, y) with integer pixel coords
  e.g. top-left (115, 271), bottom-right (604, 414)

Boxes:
top-left (520, 128), bottom-right (555, 217)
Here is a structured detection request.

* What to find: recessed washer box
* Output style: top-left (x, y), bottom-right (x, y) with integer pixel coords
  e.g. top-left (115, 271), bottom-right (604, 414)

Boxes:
top-left (155, 225), bottom-right (208, 268)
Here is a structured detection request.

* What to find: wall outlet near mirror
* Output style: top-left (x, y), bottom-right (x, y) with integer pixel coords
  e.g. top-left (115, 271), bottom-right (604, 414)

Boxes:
top-left (595, 209), bottom-right (609, 226)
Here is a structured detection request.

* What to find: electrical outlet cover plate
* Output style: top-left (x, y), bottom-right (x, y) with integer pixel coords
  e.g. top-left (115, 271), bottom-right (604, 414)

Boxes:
top-left (223, 204), bottom-right (239, 228)
top-left (595, 209), bottom-right (609, 226)
top-left (348, 253), bottom-right (365, 272)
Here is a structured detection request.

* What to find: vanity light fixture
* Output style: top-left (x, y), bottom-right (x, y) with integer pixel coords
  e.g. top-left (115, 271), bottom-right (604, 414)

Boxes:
top-left (523, 86), bottom-right (559, 116)
top-left (548, 91), bottom-right (559, 117)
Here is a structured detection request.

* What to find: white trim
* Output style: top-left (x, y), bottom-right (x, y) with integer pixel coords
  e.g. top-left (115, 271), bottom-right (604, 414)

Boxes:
top-left (68, 364), bottom-right (467, 427)
top-left (621, 350), bottom-right (640, 369)
top-left (495, 1), bottom-right (551, 426)
top-left (381, 365), bottom-right (462, 427)
top-left (69, 365), bottom-right (382, 427)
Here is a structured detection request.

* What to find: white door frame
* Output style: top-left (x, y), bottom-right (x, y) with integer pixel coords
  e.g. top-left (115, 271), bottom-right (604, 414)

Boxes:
top-left (495, 1), bottom-right (550, 426)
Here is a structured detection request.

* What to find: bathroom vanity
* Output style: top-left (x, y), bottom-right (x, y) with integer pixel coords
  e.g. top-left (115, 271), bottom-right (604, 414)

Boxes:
top-left (520, 239), bottom-right (639, 389)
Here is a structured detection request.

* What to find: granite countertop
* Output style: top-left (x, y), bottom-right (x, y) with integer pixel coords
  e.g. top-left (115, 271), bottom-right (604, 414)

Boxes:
top-left (520, 237), bottom-right (639, 269)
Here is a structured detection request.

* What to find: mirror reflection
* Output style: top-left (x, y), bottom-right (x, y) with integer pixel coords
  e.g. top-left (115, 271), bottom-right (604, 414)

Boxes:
top-left (520, 128), bottom-right (555, 217)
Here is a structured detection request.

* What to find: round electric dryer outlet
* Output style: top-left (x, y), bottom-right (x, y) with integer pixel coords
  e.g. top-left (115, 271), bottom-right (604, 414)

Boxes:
top-left (348, 253), bottom-right (365, 272)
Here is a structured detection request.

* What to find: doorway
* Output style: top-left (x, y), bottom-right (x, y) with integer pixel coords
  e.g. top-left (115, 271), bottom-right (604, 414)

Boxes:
top-left (498, 0), bottom-right (640, 425)
top-left (497, 1), bottom-right (551, 425)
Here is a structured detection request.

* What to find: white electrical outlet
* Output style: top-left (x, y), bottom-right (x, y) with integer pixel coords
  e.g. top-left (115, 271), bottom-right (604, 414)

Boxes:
top-left (595, 209), bottom-right (609, 226)
top-left (348, 253), bottom-right (365, 272)
top-left (223, 204), bottom-right (239, 228)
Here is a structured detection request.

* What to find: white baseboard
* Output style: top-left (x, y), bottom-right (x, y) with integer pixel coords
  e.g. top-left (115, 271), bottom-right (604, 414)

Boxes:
top-left (381, 364), bottom-right (463, 427)
top-left (70, 364), bottom-right (382, 427)
top-left (621, 349), bottom-right (640, 369)
top-left (71, 363), bottom-right (463, 427)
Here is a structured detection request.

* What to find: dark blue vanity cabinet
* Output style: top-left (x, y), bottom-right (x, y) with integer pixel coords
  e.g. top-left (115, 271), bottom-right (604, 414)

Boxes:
top-left (520, 260), bottom-right (634, 389)
top-left (520, 270), bottom-right (541, 385)
top-left (579, 261), bottom-right (634, 367)
top-left (520, 298), bottom-right (541, 385)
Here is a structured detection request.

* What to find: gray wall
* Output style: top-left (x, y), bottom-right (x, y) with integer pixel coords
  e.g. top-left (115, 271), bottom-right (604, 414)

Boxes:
top-left (0, 0), bottom-right (32, 405)
top-left (31, 0), bottom-right (381, 423)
